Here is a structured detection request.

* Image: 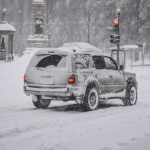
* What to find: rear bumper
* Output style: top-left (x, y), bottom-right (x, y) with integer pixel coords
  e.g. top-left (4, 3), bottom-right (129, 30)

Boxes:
top-left (23, 84), bottom-right (74, 99)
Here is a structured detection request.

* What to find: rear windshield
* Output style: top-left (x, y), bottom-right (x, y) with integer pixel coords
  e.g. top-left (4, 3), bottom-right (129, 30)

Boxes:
top-left (28, 55), bottom-right (66, 69)
top-left (36, 55), bottom-right (66, 68)
top-left (72, 54), bottom-right (90, 70)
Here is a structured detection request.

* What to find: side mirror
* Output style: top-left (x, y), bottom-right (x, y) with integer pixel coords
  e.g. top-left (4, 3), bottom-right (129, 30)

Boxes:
top-left (119, 65), bottom-right (124, 71)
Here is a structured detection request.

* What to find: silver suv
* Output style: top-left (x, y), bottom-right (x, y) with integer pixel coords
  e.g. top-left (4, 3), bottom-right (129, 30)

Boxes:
top-left (24, 44), bottom-right (138, 111)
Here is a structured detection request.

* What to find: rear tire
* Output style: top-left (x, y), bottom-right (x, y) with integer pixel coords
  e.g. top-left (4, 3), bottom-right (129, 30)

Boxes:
top-left (123, 85), bottom-right (137, 106)
top-left (83, 86), bottom-right (99, 111)
top-left (32, 96), bottom-right (51, 109)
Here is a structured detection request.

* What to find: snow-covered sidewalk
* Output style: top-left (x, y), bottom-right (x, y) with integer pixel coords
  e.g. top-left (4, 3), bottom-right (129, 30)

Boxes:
top-left (0, 53), bottom-right (150, 150)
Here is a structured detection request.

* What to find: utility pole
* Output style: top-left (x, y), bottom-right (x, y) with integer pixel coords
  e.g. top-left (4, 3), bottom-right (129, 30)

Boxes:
top-left (1, 0), bottom-right (6, 21)
top-left (116, 7), bottom-right (121, 67)
top-left (48, 32), bottom-right (51, 47)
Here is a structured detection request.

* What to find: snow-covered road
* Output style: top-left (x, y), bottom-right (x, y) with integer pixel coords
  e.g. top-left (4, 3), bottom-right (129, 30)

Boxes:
top-left (0, 56), bottom-right (150, 150)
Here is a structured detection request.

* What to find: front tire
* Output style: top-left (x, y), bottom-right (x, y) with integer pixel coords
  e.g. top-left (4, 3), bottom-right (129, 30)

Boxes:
top-left (83, 86), bottom-right (99, 111)
top-left (123, 85), bottom-right (137, 106)
top-left (32, 96), bottom-right (51, 109)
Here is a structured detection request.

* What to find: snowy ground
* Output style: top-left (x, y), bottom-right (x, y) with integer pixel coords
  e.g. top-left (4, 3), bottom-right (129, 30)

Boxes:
top-left (0, 50), bottom-right (150, 150)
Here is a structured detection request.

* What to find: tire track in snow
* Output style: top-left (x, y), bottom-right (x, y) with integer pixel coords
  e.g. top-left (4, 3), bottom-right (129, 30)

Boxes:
top-left (0, 105), bottom-right (150, 141)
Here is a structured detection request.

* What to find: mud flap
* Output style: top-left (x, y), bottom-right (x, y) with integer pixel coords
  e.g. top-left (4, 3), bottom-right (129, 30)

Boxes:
top-left (75, 94), bottom-right (84, 104)
top-left (32, 95), bottom-right (38, 102)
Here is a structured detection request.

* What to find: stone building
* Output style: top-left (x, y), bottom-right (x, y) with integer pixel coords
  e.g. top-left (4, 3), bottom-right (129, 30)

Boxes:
top-left (27, 0), bottom-right (49, 48)
top-left (0, 8), bottom-right (16, 61)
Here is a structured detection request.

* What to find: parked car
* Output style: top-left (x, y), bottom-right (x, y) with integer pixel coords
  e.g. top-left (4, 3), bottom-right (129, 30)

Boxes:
top-left (24, 43), bottom-right (138, 111)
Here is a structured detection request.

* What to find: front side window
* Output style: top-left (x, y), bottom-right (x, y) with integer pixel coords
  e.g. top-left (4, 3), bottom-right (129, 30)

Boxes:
top-left (92, 56), bottom-right (106, 69)
top-left (36, 55), bottom-right (66, 68)
top-left (104, 56), bottom-right (118, 70)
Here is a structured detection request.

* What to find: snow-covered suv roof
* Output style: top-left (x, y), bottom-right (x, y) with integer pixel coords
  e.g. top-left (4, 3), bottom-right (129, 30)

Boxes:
top-left (34, 43), bottom-right (108, 58)
top-left (35, 48), bottom-right (68, 56)
top-left (62, 42), bottom-right (103, 54)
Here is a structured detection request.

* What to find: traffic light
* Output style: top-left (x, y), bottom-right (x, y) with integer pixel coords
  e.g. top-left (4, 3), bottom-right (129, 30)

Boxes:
top-left (106, 19), bottom-right (119, 32)
top-left (110, 34), bottom-right (115, 44)
top-left (114, 19), bottom-right (119, 32)
top-left (114, 19), bottom-right (119, 25)
top-left (106, 18), bottom-right (120, 44)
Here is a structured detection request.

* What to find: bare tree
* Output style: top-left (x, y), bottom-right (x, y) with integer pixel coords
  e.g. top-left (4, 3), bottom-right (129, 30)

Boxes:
top-left (125, 0), bottom-right (150, 41)
top-left (79, 0), bottom-right (103, 44)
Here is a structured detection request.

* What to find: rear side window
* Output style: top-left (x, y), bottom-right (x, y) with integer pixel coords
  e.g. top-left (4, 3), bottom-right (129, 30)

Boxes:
top-left (72, 54), bottom-right (90, 70)
top-left (36, 55), bottom-right (66, 68)
top-left (92, 56), bottom-right (106, 69)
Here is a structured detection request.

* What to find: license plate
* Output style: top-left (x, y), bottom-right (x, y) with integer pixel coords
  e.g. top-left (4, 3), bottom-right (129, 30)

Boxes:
top-left (39, 77), bottom-right (54, 84)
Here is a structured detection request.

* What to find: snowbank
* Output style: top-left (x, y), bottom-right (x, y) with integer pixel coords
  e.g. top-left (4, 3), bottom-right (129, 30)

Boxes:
top-left (16, 48), bottom-right (40, 63)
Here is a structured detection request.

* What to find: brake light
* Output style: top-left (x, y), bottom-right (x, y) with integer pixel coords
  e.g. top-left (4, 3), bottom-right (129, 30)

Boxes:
top-left (68, 78), bottom-right (75, 83)
top-left (24, 76), bottom-right (27, 82)
top-left (48, 51), bottom-right (55, 53)
top-left (68, 75), bottom-right (75, 84)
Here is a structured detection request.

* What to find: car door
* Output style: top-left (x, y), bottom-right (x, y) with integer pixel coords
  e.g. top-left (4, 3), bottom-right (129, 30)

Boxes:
top-left (92, 56), bottom-right (109, 94)
top-left (103, 56), bottom-right (124, 93)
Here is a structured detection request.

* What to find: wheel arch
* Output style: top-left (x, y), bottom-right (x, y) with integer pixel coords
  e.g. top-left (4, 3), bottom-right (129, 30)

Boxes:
top-left (123, 78), bottom-right (138, 106)
top-left (86, 81), bottom-right (100, 93)
top-left (82, 81), bottom-right (100, 99)
top-left (126, 78), bottom-right (137, 89)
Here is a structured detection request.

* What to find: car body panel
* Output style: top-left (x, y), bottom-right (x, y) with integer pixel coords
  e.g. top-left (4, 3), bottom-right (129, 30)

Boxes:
top-left (107, 70), bottom-right (124, 93)
top-left (92, 68), bottom-right (108, 94)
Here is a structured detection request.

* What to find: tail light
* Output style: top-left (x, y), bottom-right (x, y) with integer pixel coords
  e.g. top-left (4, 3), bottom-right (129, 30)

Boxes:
top-left (24, 76), bottom-right (27, 82)
top-left (68, 74), bottom-right (75, 84)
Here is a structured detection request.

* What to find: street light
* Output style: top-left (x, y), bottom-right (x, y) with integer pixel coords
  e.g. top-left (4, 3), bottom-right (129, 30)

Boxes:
top-left (48, 32), bottom-right (51, 47)
top-left (2, 8), bottom-right (6, 21)
top-left (116, 7), bottom-right (121, 67)
top-left (116, 7), bottom-right (121, 15)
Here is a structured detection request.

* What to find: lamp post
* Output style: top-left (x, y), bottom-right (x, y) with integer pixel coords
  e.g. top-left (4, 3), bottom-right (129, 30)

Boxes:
top-left (2, 8), bottom-right (6, 21)
top-left (116, 7), bottom-right (121, 67)
top-left (48, 32), bottom-right (51, 47)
